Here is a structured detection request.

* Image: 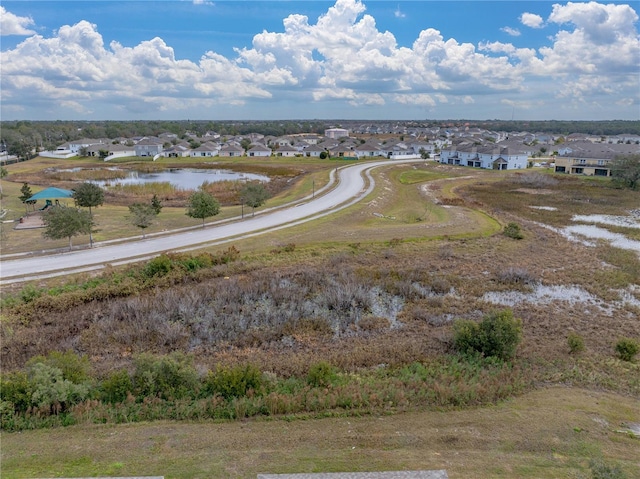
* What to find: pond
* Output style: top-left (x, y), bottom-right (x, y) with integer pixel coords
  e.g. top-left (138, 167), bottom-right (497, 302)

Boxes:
top-left (94, 168), bottom-right (270, 190)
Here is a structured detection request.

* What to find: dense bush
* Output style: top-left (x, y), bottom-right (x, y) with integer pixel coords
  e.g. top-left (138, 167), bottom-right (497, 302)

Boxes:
top-left (307, 361), bottom-right (336, 387)
top-left (26, 350), bottom-right (91, 384)
top-left (614, 338), bottom-right (639, 362)
top-left (0, 371), bottom-right (31, 412)
top-left (99, 369), bottom-right (133, 404)
top-left (142, 254), bottom-right (174, 278)
top-left (567, 333), bottom-right (585, 355)
top-left (132, 352), bottom-right (199, 400)
top-left (28, 363), bottom-right (90, 414)
top-left (204, 364), bottom-right (263, 399)
top-left (453, 309), bottom-right (522, 361)
top-left (503, 222), bottom-right (524, 240)
top-left (1, 352), bottom-right (529, 431)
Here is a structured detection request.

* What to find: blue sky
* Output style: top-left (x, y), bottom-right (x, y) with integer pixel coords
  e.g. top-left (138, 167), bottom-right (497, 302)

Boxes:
top-left (1, 0), bottom-right (638, 121)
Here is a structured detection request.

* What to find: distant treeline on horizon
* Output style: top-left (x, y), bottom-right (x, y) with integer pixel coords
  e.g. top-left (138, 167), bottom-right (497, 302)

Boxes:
top-left (2, 119), bottom-right (639, 152)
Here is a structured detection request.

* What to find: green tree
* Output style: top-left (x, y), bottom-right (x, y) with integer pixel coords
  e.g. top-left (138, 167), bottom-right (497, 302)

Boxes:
top-left (610, 154), bottom-right (640, 190)
top-left (453, 309), bottom-right (522, 361)
top-left (241, 182), bottom-right (269, 216)
top-left (42, 206), bottom-right (93, 250)
top-left (19, 183), bottom-right (36, 212)
top-left (240, 138), bottom-right (252, 152)
top-left (73, 182), bottom-right (104, 247)
top-left (128, 203), bottom-right (157, 238)
top-left (151, 194), bottom-right (163, 215)
top-left (186, 190), bottom-right (220, 227)
top-left (72, 182), bottom-right (104, 217)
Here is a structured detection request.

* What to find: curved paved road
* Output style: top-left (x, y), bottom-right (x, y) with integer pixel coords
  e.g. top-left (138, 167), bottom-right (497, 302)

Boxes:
top-left (0, 159), bottom-right (423, 283)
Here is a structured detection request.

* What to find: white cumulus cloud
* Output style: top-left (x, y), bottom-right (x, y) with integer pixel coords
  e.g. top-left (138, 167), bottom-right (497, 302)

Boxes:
top-left (500, 26), bottom-right (521, 37)
top-left (0, 6), bottom-right (36, 36)
top-left (0, 0), bottom-right (638, 120)
top-left (520, 12), bottom-right (544, 28)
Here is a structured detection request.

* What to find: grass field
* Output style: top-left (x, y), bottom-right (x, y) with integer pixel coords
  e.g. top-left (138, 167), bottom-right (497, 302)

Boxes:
top-left (2, 387), bottom-right (638, 478)
top-left (1, 158), bottom-right (640, 478)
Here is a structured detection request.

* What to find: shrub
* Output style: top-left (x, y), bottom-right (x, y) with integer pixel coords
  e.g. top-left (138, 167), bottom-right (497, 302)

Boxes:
top-left (132, 352), bottom-right (199, 400)
top-left (26, 350), bottom-right (91, 384)
top-left (567, 333), bottom-right (585, 355)
top-left (496, 267), bottom-right (537, 286)
top-left (590, 459), bottom-right (627, 479)
top-left (615, 338), bottom-right (639, 362)
top-left (204, 364), bottom-right (263, 399)
top-left (100, 369), bottom-right (133, 404)
top-left (0, 371), bottom-right (31, 412)
top-left (20, 284), bottom-right (43, 304)
top-left (307, 361), bottom-right (336, 387)
top-left (27, 363), bottom-right (89, 413)
top-left (143, 254), bottom-right (174, 278)
top-left (453, 309), bottom-right (522, 361)
top-left (503, 222), bottom-right (524, 240)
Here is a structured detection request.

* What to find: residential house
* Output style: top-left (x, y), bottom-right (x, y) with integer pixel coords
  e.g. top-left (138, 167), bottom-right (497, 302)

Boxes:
top-left (410, 141), bottom-right (435, 157)
top-left (273, 136), bottom-right (294, 147)
top-left (134, 137), bottom-right (164, 157)
top-left (68, 138), bottom-right (107, 153)
top-left (190, 142), bottom-right (220, 158)
top-left (554, 141), bottom-right (640, 176)
top-left (299, 134), bottom-right (321, 145)
top-left (275, 144), bottom-right (299, 157)
top-left (303, 144), bottom-right (326, 158)
top-left (163, 145), bottom-right (190, 158)
top-left (247, 144), bottom-right (272, 157)
top-left (354, 142), bottom-right (384, 158)
top-left (86, 143), bottom-right (135, 159)
top-left (439, 143), bottom-right (529, 170)
top-left (218, 144), bottom-right (245, 157)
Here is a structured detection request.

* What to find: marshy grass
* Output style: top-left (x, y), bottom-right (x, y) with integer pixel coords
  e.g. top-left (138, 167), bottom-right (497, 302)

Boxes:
top-left (108, 181), bottom-right (178, 196)
top-left (44, 168), bottom-right (128, 182)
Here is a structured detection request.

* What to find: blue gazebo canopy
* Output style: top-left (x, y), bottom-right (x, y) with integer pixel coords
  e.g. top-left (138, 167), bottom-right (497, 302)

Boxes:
top-left (28, 187), bottom-right (73, 201)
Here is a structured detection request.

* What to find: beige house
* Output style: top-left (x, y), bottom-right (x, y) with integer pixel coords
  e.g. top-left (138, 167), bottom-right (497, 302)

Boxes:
top-left (554, 156), bottom-right (613, 176)
top-left (553, 141), bottom-right (640, 177)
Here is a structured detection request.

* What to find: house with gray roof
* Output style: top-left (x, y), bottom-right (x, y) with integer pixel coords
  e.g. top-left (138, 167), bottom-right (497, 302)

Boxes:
top-left (302, 144), bottom-right (327, 158)
top-left (247, 144), bottom-right (272, 157)
top-left (219, 144), bottom-right (245, 157)
top-left (354, 142), bottom-right (384, 158)
top-left (191, 142), bottom-right (220, 158)
top-left (134, 137), bottom-right (164, 157)
top-left (163, 144), bottom-right (190, 158)
top-left (275, 144), bottom-right (299, 157)
top-left (554, 141), bottom-right (640, 176)
top-left (440, 142), bottom-right (528, 170)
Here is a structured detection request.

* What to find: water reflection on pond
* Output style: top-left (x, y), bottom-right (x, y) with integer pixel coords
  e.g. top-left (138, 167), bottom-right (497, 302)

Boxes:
top-left (95, 168), bottom-right (270, 190)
